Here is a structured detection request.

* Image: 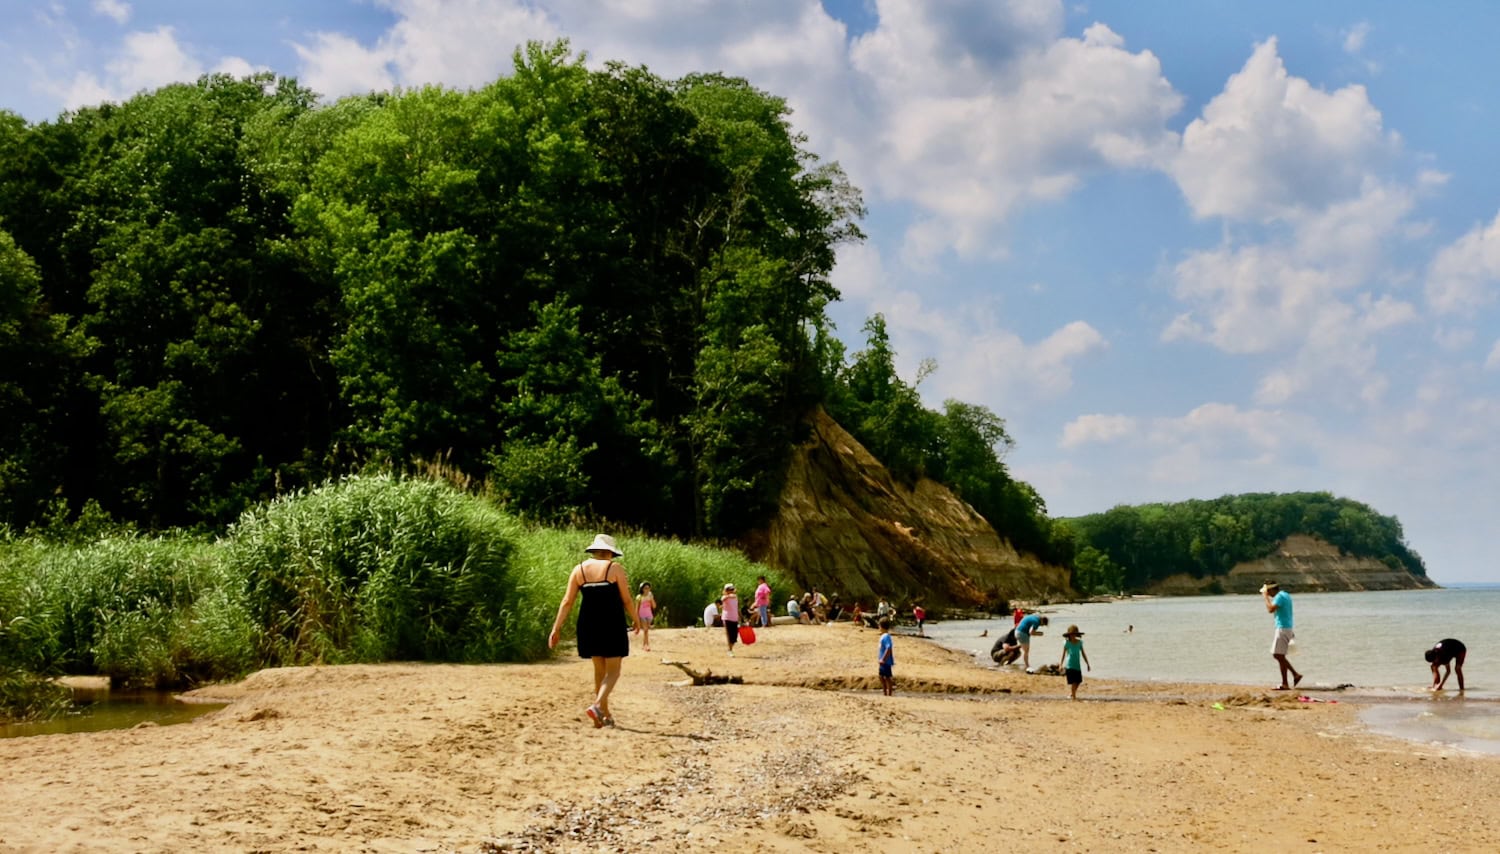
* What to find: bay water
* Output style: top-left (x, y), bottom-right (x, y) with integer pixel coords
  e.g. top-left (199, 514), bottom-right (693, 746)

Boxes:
top-left (924, 586), bottom-right (1500, 755)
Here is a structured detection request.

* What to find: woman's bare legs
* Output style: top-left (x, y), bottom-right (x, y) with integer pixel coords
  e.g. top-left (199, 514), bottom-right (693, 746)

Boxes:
top-left (594, 656), bottom-right (623, 718)
top-left (592, 657), bottom-right (607, 697)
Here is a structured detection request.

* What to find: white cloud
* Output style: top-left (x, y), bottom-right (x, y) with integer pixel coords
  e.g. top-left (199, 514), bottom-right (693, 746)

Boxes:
top-left (851, 13), bottom-right (1181, 258)
top-left (212, 56), bottom-right (269, 79)
top-left (1433, 326), bottom-right (1474, 351)
top-left (1342, 21), bottom-right (1371, 55)
top-left (59, 26), bottom-right (204, 110)
top-left (1172, 38), bottom-right (1393, 222)
top-left (1163, 40), bottom-right (1424, 409)
top-left (91, 0), bottom-right (131, 25)
top-left (381, 0), bottom-right (557, 87)
top-left (293, 31), bottom-right (395, 97)
top-left (1425, 209), bottom-right (1500, 315)
top-left (1487, 340), bottom-right (1500, 371)
top-left (829, 243), bottom-right (1107, 405)
top-left (288, 1), bottom-right (1181, 261)
top-left (1059, 413), bottom-right (1136, 448)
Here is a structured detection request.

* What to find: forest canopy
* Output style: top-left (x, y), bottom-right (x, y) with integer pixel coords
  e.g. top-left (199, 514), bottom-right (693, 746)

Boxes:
top-left (1063, 491), bottom-right (1427, 594)
top-left (0, 41), bottom-right (1060, 561)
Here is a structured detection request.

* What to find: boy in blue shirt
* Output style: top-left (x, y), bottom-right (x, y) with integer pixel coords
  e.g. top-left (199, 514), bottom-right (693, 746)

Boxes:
top-left (877, 619), bottom-right (895, 696)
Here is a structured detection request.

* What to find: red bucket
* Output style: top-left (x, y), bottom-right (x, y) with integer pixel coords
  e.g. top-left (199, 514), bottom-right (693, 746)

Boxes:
top-left (738, 625), bottom-right (757, 645)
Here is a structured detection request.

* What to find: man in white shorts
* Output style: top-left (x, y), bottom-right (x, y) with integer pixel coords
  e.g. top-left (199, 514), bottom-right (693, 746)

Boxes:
top-left (1262, 581), bottom-right (1303, 690)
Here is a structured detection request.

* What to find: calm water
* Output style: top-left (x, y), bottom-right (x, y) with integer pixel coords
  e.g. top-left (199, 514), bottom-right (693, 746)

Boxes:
top-left (925, 586), bottom-right (1500, 754)
top-left (0, 689), bottom-right (224, 739)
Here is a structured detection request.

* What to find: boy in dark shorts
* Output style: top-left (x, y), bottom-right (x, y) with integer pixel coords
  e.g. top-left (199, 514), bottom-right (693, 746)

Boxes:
top-left (1425, 638), bottom-right (1466, 691)
top-left (878, 619), bottom-right (895, 695)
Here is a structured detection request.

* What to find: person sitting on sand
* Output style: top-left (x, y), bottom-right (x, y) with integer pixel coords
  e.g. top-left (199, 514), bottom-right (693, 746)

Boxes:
top-left (826, 595), bottom-right (843, 622)
top-left (1426, 638), bottom-right (1466, 691)
top-left (704, 597), bottom-right (722, 628)
top-left (801, 592), bottom-right (819, 624)
top-left (811, 588), bottom-right (829, 623)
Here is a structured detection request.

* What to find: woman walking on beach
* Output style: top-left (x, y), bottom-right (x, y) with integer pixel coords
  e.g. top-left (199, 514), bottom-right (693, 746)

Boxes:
top-left (634, 582), bottom-right (657, 652)
top-left (549, 534), bottom-right (633, 728)
top-left (721, 583), bottom-right (740, 656)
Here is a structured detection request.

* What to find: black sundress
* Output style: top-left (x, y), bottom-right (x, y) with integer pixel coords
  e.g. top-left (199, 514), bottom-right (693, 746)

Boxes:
top-left (575, 561), bottom-right (629, 659)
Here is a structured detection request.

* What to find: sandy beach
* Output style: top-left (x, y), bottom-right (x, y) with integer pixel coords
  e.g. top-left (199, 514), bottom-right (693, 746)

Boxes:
top-left (2, 622), bottom-right (1497, 852)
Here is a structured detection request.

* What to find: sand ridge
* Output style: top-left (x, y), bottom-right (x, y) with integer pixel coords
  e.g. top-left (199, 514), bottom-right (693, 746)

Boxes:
top-left (1, 623), bottom-right (1495, 852)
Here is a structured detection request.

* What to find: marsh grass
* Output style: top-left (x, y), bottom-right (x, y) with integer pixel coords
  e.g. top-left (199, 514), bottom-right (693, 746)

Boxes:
top-left (0, 473), bottom-right (780, 711)
top-left (516, 528), bottom-right (788, 639)
top-left (225, 474), bottom-right (524, 666)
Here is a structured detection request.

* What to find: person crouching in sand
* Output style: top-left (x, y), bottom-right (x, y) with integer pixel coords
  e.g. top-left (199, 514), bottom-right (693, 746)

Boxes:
top-left (1060, 625), bottom-right (1091, 700)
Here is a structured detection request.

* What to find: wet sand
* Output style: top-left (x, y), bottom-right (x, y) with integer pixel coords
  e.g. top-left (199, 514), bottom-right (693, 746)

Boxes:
top-left (1, 623), bottom-right (1497, 852)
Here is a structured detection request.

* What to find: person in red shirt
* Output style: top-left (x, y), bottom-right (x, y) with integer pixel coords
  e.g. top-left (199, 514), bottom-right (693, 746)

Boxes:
top-left (1013, 606), bottom-right (1024, 626)
top-left (913, 603), bottom-right (926, 637)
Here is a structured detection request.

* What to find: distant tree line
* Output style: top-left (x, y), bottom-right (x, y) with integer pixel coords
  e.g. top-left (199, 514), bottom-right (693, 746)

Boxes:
top-left (0, 40), bottom-right (1064, 564)
top-left (1063, 491), bottom-right (1428, 594)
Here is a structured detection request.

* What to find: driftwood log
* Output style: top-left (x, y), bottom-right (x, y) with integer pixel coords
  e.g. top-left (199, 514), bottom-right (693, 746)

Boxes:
top-left (661, 660), bottom-right (743, 686)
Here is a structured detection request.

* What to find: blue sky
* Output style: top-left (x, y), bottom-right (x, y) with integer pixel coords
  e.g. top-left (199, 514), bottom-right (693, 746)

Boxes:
top-left (4, 1), bottom-right (1500, 582)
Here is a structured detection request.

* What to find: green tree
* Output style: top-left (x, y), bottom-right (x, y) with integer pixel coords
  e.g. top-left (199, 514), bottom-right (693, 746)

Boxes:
top-left (0, 230), bottom-right (80, 526)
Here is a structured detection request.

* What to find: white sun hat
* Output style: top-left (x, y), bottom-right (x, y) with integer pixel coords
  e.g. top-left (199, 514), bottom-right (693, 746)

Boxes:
top-left (584, 534), bottom-right (622, 556)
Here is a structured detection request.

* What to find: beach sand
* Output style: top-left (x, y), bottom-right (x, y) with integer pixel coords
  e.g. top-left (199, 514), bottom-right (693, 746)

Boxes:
top-left (2, 623), bottom-right (1496, 852)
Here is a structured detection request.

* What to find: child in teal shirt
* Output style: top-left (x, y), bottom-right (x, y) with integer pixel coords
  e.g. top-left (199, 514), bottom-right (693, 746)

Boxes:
top-left (1060, 625), bottom-right (1091, 700)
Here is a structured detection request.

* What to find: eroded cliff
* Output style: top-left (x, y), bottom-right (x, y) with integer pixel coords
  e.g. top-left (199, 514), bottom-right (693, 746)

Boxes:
top-left (743, 408), bottom-right (1074, 607)
top-left (1148, 534), bottom-right (1437, 595)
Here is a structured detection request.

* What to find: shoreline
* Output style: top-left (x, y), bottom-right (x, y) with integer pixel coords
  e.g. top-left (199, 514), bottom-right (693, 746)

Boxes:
top-left (3, 623), bottom-right (1499, 851)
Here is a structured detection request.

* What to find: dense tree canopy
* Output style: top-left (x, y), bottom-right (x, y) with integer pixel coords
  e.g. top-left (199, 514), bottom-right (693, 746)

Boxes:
top-left (0, 42), bottom-right (1431, 592)
top-left (0, 42), bottom-right (886, 542)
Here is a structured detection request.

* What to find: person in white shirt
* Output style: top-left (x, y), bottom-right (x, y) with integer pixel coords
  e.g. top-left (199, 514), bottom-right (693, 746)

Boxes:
top-left (703, 598), bottom-right (722, 628)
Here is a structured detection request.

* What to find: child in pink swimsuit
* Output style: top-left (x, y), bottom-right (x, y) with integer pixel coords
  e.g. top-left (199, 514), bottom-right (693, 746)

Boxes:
top-left (634, 582), bottom-right (656, 652)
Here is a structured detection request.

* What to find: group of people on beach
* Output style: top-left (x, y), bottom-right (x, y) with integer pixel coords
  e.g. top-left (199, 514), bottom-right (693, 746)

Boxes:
top-left (546, 533), bottom-right (951, 727)
top-left (548, 536), bottom-right (1469, 729)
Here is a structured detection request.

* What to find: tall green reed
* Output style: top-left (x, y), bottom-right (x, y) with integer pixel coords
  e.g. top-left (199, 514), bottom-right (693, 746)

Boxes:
top-left (224, 474), bottom-right (525, 665)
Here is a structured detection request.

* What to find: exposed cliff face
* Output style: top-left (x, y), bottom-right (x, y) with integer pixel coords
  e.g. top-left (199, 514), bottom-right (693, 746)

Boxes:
top-left (1148, 534), bottom-right (1438, 595)
top-left (742, 408), bottom-right (1074, 607)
